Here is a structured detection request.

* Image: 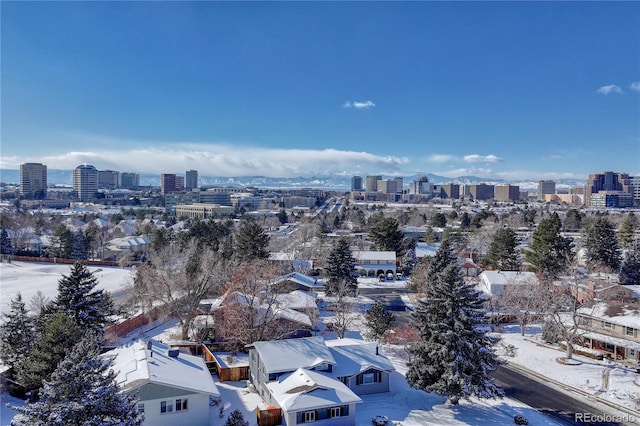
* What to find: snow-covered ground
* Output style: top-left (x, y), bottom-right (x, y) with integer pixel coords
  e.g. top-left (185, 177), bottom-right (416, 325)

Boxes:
top-left (0, 261), bottom-right (134, 315)
top-left (2, 263), bottom-right (639, 425)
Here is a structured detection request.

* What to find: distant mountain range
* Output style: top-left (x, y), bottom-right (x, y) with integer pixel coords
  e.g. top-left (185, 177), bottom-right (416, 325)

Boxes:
top-left (0, 169), bottom-right (585, 191)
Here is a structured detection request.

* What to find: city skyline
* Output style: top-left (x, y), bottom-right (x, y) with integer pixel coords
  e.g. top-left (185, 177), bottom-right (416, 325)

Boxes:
top-left (2, 2), bottom-right (639, 180)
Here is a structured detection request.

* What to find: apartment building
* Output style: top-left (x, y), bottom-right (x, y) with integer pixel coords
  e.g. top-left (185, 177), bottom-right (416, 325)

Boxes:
top-left (494, 184), bottom-right (520, 202)
top-left (537, 180), bottom-right (556, 201)
top-left (19, 162), bottom-right (47, 198)
top-left (73, 164), bottom-right (98, 202)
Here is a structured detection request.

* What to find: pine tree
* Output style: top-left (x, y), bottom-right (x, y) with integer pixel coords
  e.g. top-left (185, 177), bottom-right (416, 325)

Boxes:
top-left (369, 217), bottom-right (404, 255)
top-left (15, 311), bottom-right (83, 392)
top-left (620, 246), bottom-right (640, 285)
top-left (70, 230), bottom-right (88, 260)
top-left (485, 227), bottom-right (521, 271)
top-left (581, 217), bottom-right (621, 272)
top-left (365, 302), bottom-right (395, 342)
top-left (523, 213), bottom-right (572, 278)
top-left (562, 209), bottom-right (583, 232)
top-left (234, 220), bottom-right (270, 263)
top-left (225, 409), bottom-right (249, 426)
top-left (325, 239), bottom-right (357, 297)
top-left (406, 243), bottom-right (504, 405)
top-left (1, 228), bottom-right (14, 254)
top-left (49, 224), bottom-right (73, 258)
top-left (460, 212), bottom-right (471, 229)
top-left (618, 212), bottom-right (638, 249)
top-left (0, 293), bottom-right (34, 370)
top-left (54, 263), bottom-right (116, 334)
top-left (425, 238), bottom-right (457, 288)
top-left (10, 336), bottom-right (143, 426)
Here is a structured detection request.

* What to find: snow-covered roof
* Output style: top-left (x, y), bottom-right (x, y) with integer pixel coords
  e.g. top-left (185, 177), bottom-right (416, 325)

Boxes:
top-left (275, 290), bottom-right (318, 311)
top-left (582, 331), bottom-right (640, 351)
top-left (577, 302), bottom-right (640, 328)
top-left (273, 272), bottom-right (323, 289)
top-left (251, 336), bottom-right (335, 374)
top-left (326, 341), bottom-right (395, 378)
top-left (105, 340), bottom-right (220, 397)
top-left (266, 368), bottom-right (362, 412)
top-left (415, 243), bottom-right (439, 258)
top-left (107, 236), bottom-right (150, 251)
top-left (212, 352), bottom-right (250, 369)
top-left (479, 271), bottom-right (539, 286)
top-left (353, 251), bottom-right (396, 262)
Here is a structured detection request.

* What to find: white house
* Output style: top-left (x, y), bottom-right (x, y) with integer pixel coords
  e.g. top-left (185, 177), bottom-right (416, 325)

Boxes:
top-left (353, 251), bottom-right (397, 278)
top-left (249, 336), bottom-right (394, 425)
top-left (477, 271), bottom-right (539, 297)
top-left (266, 368), bottom-right (361, 425)
top-left (105, 339), bottom-right (220, 426)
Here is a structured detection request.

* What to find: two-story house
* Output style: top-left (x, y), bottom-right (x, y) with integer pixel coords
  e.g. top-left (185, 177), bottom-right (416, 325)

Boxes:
top-left (575, 302), bottom-right (640, 362)
top-left (248, 336), bottom-right (395, 425)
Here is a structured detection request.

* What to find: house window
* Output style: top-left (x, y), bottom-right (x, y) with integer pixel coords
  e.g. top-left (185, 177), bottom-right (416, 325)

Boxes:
top-left (304, 410), bottom-right (316, 422)
top-left (137, 403), bottom-right (144, 414)
top-left (160, 400), bottom-right (173, 413)
top-left (625, 327), bottom-right (637, 338)
top-left (315, 362), bottom-right (330, 371)
top-left (357, 370), bottom-right (382, 385)
top-left (603, 321), bottom-right (614, 329)
top-left (338, 376), bottom-right (348, 385)
top-left (330, 407), bottom-right (342, 418)
top-left (175, 398), bottom-right (188, 411)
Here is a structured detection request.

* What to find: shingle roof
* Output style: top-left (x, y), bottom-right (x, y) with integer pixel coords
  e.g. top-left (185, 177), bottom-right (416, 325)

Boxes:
top-left (251, 336), bottom-right (335, 374)
top-left (105, 340), bottom-right (219, 396)
top-left (267, 368), bottom-right (362, 411)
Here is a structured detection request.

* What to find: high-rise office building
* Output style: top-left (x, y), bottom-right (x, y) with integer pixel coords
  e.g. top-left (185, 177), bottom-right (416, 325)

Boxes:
top-left (412, 176), bottom-right (430, 195)
top-left (351, 176), bottom-right (363, 191)
top-left (175, 176), bottom-right (185, 191)
top-left (630, 176), bottom-right (640, 206)
top-left (98, 170), bottom-right (119, 190)
top-left (537, 180), bottom-right (556, 201)
top-left (186, 170), bottom-right (198, 190)
top-left (378, 179), bottom-right (399, 194)
top-left (120, 172), bottom-right (140, 190)
top-left (73, 164), bottom-right (98, 202)
top-left (161, 174), bottom-right (177, 195)
top-left (20, 162), bottom-right (48, 198)
top-left (440, 183), bottom-right (460, 199)
top-left (584, 171), bottom-right (631, 206)
top-left (494, 184), bottom-right (520, 202)
top-left (366, 175), bottom-right (382, 192)
top-left (468, 183), bottom-right (494, 201)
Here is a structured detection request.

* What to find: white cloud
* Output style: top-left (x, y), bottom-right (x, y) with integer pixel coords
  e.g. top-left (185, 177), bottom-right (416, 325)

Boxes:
top-left (343, 100), bottom-right (375, 109)
top-left (596, 84), bottom-right (623, 95)
top-left (631, 82), bottom-right (640, 92)
top-left (463, 154), bottom-right (503, 164)
top-left (545, 154), bottom-right (564, 160)
top-left (426, 154), bottom-right (458, 163)
top-left (7, 136), bottom-right (409, 178)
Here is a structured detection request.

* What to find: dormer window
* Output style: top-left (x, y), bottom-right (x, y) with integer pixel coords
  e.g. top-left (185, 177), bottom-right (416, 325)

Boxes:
top-left (315, 362), bottom-right (331, 372)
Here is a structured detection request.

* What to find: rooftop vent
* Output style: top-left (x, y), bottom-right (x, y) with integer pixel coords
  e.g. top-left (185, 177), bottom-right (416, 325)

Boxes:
top-left (168, 348), bottom-right (180, 358)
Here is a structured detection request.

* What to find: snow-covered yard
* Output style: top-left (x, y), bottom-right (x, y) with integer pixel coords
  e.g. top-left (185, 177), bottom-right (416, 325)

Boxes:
top-left (0, 261), bottom-right (134, 315)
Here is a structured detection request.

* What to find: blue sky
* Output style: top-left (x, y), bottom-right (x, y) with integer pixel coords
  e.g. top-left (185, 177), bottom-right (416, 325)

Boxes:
top-left (2, 1), bottom-right (639, 180)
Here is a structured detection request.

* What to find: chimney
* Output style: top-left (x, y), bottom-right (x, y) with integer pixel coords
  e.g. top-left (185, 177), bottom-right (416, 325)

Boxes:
top-left (376, 346), bottom-right (379, 355)
top-left (147, 340), bottom-right (153, 350)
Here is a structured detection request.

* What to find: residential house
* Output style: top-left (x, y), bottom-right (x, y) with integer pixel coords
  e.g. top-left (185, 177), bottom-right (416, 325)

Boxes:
top-left (271, 272), bottom-right (323, 294)
top-left (249, 336), bottom-right (394, 425)
top-left (326, 339), bottom-right (395, 395)
top-left (575, 302), bottom-right (640, 362)
top-left (477, 271), bottom-right (539, 298)
top-left (212, 291), bottom-right (314, 343)
top-left (353, 251), bottom-right (397, 278)
top-left (266, 368), bottom-right (361, 425)
top-left (105, 339), bottom-right (221, 426)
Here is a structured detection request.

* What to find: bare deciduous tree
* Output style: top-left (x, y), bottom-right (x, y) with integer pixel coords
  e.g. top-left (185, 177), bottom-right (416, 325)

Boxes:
top-left (129, 240), bottom-right (227, 340)
top-left (216, 260), bottom-right (305, 351)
